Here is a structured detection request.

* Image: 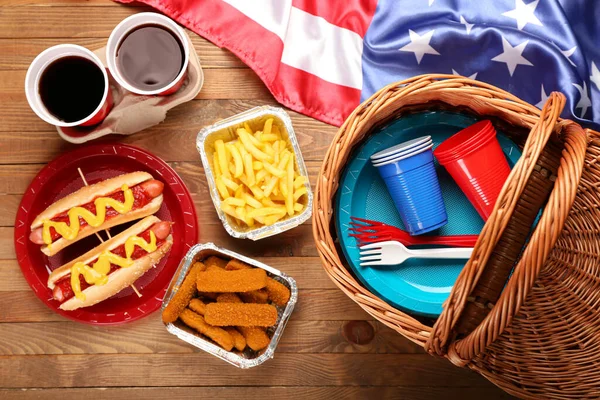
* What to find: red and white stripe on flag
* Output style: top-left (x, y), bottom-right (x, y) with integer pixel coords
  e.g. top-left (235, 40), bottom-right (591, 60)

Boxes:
top-left (116, 0), bottom-right (378, 126)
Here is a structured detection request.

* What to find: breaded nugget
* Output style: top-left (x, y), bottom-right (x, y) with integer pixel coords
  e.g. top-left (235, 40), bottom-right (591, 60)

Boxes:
top-left (205, 265), bottom-right (223, 272)
top-left (188, 298), bottom-right (206, 315)
top-left (162, 262), bottom-right (203, 323)
top-left (238, 326), bottom-right (270, 351)
top-left (240, 289), bottom-right (269, 304)
top-left (197, 269), bottom-right (267, 293)
top-left (179, 308), bottom-right (234, 351)
top-left (225, 327), bottom-right (247, 351)
top-left (225, 259), bottom-right (252, 271)
top-left (216, 293), bottom-right (243, 303)
top-left (265, 278), bottom-right (291, 306)
top-left (204, 303), bottom-right (278, 327)
top-left (205, 256), bottom-right (228, 269)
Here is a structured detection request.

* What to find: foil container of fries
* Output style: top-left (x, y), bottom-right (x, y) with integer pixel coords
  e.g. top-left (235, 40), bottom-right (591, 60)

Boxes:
top-left (196, 106), bottom-right (313, 240)
top-left (162, 242), bottom-right (298, 368)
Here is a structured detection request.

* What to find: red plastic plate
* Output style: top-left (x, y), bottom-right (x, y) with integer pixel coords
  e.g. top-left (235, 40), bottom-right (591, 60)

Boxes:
top-left (14, 143), bottom-right (198, 325)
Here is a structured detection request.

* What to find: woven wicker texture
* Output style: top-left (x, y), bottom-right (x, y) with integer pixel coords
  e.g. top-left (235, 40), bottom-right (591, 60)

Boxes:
top-left (454, 139), bottom-right (562, 337)
top-left (313, 74), bottom-right (597, 398)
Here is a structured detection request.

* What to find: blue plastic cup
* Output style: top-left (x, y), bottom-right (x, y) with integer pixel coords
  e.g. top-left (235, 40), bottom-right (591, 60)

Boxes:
top-left (374, 145), bottom-right (448, 235)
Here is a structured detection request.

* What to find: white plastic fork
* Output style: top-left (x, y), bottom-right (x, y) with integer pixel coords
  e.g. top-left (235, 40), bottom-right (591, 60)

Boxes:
top-left (359, 240), bottom-right (473, 266)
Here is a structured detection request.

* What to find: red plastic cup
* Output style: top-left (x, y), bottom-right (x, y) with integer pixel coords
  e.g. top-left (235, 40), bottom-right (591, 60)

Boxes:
top-left (25, 44), bottom-right (113, 127)
top-left (434, 121), bottom-right (511, 220)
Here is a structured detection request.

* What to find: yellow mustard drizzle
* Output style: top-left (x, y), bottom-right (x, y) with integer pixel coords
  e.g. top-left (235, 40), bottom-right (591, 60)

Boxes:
top-left (125, 232), bottom-right (157, 259)
top-left (70, 231), bottom-right (157, 301)
top-left (42, 184), bottom-right (134, 245)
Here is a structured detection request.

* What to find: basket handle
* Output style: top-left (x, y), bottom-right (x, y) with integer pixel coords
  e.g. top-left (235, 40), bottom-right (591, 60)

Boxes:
top-left (425, 93), bottom-right (588, 364)
top-left (452, 137), bottom-right (563, 337)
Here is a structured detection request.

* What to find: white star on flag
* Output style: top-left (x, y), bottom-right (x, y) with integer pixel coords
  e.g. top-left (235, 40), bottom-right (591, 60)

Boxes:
top-left (460, 16), bottom-right (474, 34)
top-left (536, 84), bottom-right (550, 108)
top-left (573, 82), bottom-right (591, 118)
top-left (502, 0), bottom-right (543, 31)
top-left (399, 30), bottom-right (440, 64)
top-left (452, 69), bottom-right (478, 80)
top-left (492, 37), bottom-right (534, 76)
top-left (561, 46), bottom-right (577, 67)
top-left (590, 62), bottom-right (600, 90)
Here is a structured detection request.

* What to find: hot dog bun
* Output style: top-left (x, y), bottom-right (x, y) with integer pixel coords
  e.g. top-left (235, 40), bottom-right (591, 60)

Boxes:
top-left (31, 171), bottom-right (163, 256)
top-left (41, 195), bottom-right (162, 257)
top-left (32, 171), bottom-right (154, 228)
top-left (48, 216), bottom-right (173, 311)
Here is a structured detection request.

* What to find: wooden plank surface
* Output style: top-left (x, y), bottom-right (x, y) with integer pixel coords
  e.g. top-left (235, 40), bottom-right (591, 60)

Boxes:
top-left (0, 387), bottom-right (515, 400)
top-left (0, 1), bottom-right (512, 399)
top-left (0, 318), bottom-right (423, 355)
top-left (0, 37), bottom-right (245, 69)
top-left (0, 353), bottom-right (489, 388)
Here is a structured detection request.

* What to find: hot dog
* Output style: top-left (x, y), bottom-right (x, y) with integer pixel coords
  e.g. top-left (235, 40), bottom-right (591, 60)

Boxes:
top-left (30, 171), bottom-right (165, 256)
top-left (48, 216), bottom-right (173, 311)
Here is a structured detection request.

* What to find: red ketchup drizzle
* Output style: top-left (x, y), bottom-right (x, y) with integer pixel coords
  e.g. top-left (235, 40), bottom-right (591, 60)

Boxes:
top-left (53, 229), bottom-right (165, 302)
top-left (48, 185), bottom-right (152, 241)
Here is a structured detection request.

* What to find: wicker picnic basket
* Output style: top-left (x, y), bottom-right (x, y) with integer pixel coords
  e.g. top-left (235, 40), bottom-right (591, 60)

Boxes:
top-left (313, 74), bottom-right (600, 399)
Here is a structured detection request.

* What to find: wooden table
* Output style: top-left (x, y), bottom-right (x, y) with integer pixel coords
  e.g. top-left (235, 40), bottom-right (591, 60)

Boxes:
top-left (0, 1), bottom-right (513, 399)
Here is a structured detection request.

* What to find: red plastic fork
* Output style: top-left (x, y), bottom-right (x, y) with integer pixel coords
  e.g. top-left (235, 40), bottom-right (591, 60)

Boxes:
top-left (349, 217), bottom-right (478, 247)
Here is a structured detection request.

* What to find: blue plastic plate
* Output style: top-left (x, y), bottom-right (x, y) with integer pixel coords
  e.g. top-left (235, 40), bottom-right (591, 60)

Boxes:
top-left (335, 111), bottom-right (522, 318)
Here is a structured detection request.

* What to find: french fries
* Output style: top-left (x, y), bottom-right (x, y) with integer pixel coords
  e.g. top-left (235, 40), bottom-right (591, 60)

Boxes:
top-left (211, 118), bottom-right (309, 227)
top-left (228, 143), bottom-right (244, 178)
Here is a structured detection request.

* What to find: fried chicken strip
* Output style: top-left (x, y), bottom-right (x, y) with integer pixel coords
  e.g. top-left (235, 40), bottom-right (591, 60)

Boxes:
top-left (265, 278), bottom-right (291, 307)
top-left (225, 259), bottom-right (252, 271)
top-left (205, 256), bottom-right (229, 269)
top-left (162, 262), bottom-right (204, 323)
top-left (216, 293), bottom-right (243, 303)
top-left (224, 259), bottom-right (290, 306)
top-left (204, 303), bottom-right (278, 327)
top-left (179, 308), bottom-right (234, 351)
top-left (197, 268), bottom-right (267, 293)
top-left (225, 327), bottom-right (247, 351)
top-left (238, 326), bottom-right (270, 351)
top-left (239, 289), bottom-right (269, 304)
top-left (188, 298), bottom-right (206, 315)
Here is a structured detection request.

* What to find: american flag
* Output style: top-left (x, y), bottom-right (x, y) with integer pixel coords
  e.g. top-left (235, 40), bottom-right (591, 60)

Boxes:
top-left (117, 0), bottom-right (600, 129)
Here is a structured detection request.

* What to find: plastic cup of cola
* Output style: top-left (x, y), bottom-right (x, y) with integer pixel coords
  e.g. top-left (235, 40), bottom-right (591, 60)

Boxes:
top-left (25, 44), bottom-right (113, 127)
top-left (106, 12), bottom-right (190, 96)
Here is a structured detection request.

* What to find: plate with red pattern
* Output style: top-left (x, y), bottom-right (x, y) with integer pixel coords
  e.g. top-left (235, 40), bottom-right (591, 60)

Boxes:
top-left (14, 143), bottom-right (198, 325)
